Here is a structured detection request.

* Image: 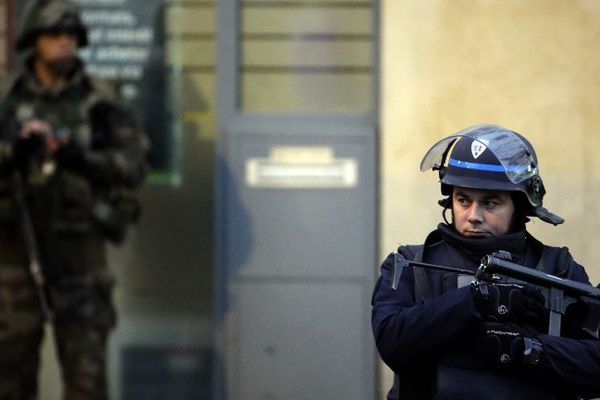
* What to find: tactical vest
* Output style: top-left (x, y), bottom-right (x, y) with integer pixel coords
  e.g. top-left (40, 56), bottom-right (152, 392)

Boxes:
top-left (0, 65), bottom-right (138, 244)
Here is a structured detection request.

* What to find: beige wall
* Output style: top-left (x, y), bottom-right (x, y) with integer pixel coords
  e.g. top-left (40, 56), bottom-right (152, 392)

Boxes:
top-left (381, 0), bottom-right (600, 281)
top-left (380, 0), bottom-right (600, 395)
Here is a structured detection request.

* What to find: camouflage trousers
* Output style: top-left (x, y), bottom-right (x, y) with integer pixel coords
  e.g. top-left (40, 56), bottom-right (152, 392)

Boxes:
top-left (0, 233), bottom-right (116, 400)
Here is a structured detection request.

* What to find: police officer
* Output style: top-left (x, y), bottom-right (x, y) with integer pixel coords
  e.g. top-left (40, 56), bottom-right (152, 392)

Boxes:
top-left (0, 0), bottom-right (148, 398)
top-left (371, 124), bottom-right (600, 399)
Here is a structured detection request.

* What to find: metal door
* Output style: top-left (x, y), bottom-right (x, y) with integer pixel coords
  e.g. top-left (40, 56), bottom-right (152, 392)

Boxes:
top-left (215, 1), bottom-right (379, 399)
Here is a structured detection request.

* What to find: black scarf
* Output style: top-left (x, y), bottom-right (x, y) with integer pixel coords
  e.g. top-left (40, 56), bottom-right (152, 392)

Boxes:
top-left (435, 223), bottom-right (528, 264)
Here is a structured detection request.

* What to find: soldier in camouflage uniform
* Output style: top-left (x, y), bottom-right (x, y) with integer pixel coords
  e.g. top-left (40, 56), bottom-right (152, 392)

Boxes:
top-left (0, 1), bottom-right (149, 398)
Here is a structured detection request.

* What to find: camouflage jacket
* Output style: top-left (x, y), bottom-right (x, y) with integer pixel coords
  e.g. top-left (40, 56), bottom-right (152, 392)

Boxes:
top-left (0, 58), bottom-right (149, 243)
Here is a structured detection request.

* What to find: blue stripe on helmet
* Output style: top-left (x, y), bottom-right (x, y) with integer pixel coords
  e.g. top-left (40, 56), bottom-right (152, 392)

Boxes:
top-left (448, 158), bottom-right (525, 173)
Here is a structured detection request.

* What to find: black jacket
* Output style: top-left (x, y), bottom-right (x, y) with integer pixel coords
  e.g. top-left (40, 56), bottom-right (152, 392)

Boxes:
top-left (371, 224), bottom-right (600, 400)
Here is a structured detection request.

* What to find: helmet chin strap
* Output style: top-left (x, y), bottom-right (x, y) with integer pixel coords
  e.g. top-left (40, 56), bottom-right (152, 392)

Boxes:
top-left (442, 209), bottom-right (452, 225)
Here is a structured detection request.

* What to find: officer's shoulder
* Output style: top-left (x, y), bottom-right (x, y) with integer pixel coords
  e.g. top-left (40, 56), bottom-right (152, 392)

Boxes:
top-left (540, 243), bottom-right (572, 261)
top-left (540, 244), bottom-right (577, 276)
top-left (396, 244), bottom-right (424, 260)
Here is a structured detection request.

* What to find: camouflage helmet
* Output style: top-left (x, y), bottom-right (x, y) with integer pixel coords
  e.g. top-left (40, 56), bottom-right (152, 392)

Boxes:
top-left (16, 0), bottom-right (88, 51)
top-left (420, 124), bottom-right (564, 225)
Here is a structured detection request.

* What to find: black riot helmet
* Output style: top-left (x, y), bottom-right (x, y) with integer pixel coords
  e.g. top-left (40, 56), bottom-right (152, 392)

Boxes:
top-left (16, 0), bottom-right (88, 52)
top-left (420, 124), bottom-right (564, 225)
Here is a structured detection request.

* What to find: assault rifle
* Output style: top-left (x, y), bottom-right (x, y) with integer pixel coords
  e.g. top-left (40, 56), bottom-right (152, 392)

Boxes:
top-left (392, 251), bottom-right (600, 338)
top-left (13, 171), bottom-right (50, 322)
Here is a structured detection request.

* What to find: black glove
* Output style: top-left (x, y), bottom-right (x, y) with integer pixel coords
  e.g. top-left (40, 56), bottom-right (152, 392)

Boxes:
top-left (12, 134), bottom-right (46, 172)
top-left (472, 281), bottom-right (548, 326)
top-left (55, 140), bottom-right (88, 173)
top-left (475, 322), bottom-right (544, 368)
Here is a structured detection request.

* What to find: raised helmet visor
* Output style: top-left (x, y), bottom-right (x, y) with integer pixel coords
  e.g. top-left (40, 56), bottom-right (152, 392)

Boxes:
top-left (419, 124), bottom-right (539, 185)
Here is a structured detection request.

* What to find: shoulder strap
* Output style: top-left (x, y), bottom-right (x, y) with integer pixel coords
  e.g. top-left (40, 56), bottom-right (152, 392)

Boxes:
top-left (538, 245), bottom-right (572, 276)
top-left (393, 244), bottom-right (434, 400)
top-left (555, 246), bottom-right (572, 277)
top-left (398, 244), bottom-right (433, 304)
top-left (398, 244), bottom-right (423, 261)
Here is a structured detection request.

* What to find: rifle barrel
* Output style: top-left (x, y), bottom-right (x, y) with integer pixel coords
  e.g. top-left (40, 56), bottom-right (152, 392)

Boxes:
top-left (406, 260), bottom-right (474, 275)
top-left (481, 255), bottom-right (600, 298)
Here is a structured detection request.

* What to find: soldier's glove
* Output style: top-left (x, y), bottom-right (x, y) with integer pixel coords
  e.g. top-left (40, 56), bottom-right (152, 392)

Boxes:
top-left (475, 322), bottom-right (544, 368)
top-left (12, 134), bottom-right (46, 171)
top-left (55, 140), bottom-right (88, 173)
top-left (471, 281), bottom-right (548, 325)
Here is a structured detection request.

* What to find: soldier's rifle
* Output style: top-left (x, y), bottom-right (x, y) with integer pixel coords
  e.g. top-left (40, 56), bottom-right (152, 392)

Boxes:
top-left (13, 170), bottom-right (50, 322)
top-left (392, 251), bottom-right (600, 338)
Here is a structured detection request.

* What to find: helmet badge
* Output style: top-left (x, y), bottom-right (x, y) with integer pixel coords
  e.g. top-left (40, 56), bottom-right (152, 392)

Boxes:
top-left (470, 139), bottom-right (488, 159)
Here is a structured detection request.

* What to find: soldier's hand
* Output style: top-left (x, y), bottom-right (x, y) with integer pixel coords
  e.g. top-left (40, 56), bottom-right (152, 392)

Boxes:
top-left (471, 281), bottom-right (548, 325)
top-left (19, 119), bottom-right (60, 153)
top-left (475, 322), bottom-right (543, 368)
top-left (12, 133), bottom-right (45, 169)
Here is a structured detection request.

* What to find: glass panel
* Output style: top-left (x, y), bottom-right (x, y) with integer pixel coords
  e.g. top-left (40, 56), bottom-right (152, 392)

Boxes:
top-left (243, 71), bottom-right (371, 112)
top-left (110, 1), bottom-right (217, 399)
top-left (167, 6), bottom-right (215, 34)
top-left (241, 0), bottom-right (375, 113)
top-left (167, 40), bottom-right (216, 67)
top-left (74, 0), bottom-right (177, 181)
top-left (243, 7), bottom-right (371, 34)
top-left (244, 40), bottom-right (370, 67)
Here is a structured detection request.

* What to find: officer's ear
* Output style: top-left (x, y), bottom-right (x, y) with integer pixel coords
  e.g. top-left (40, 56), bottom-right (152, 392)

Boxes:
top-left (510, 192), bottom-right (531, 231)
top-left (438, 196), bottom-right (454, 225)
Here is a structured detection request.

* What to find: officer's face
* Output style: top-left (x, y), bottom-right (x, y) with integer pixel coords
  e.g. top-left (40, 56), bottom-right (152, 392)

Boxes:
top-left (34, 30), bottom-right (78, 64)
top-left (452, 187), bottom-right (515, 237)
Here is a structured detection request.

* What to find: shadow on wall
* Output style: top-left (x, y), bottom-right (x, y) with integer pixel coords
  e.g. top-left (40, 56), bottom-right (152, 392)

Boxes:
top-left (212, 153), bottom-right (255, 400)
